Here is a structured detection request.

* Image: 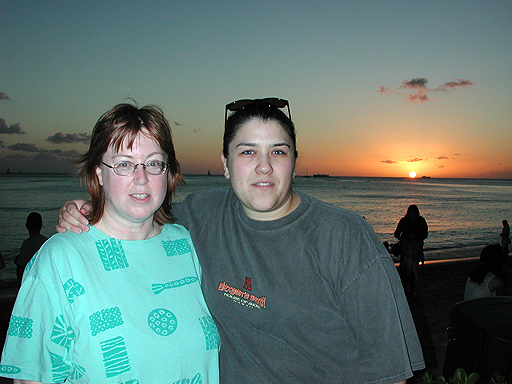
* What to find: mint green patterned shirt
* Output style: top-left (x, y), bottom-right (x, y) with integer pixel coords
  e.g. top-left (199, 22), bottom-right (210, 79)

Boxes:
top-left (0, 224), bottom-right (219, 383)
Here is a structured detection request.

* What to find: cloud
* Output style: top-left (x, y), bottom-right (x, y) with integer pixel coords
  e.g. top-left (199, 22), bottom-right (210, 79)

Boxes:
top-left (0, 118), bottom-right (25, 134)
top-left (400, 78), bottom-right (428, 90)
top-left (481, 166), bottom-right (512, 179)
top-left (5, 153), bottom-right (29, 159)
top-left (376, 86), bottom-right (390, 94)
top-left (381, 159), bottom-right (397, 164)
top-left (172, 121), bottom-right (184, 127)
top-left (8, 143), bottom-right (40, 152)
top-left (33, 152), bottom-right (59, 161)
top-left (438, 79), bottom-right (474, 91)
top-left (406, 91), bottom-right (429, 103)
top-left (7, 143), bottom-right (81, 158)
top-left (378, 77), bottom-right (474, 103)
top-left (0, 92), bottom-right (9, 101)
top-left (45, 132), bottom-right (91, 144)
top-left (435, 156), bottom-right (449, 160)
top-left (407, 157), bottom-right (424, 162)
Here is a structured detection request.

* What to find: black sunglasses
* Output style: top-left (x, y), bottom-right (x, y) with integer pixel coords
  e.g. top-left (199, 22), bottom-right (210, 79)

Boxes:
top-left (224, 98), bottom-right (292, 124)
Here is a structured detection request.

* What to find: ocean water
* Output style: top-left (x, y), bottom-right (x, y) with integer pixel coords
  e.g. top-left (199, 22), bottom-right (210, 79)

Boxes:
top-left (1, 174), bottom-right (511, 280)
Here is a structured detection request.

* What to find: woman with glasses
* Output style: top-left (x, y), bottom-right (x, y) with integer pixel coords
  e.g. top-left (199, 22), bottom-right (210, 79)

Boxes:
top-left (0, 103), bottom-right (219, 383)
top-left (55, 98), bottom-right (424, 383)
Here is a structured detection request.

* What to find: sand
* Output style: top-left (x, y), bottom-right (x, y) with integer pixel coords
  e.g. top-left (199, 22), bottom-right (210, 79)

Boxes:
top-left (0, 247), bottom-right (484, 383)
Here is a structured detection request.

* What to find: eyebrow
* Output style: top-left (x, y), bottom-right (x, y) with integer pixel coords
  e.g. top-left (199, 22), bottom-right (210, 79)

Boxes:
top-left (235, 142), bottom-right (291, 148)
top-left (112, 151), bottom-right (166, 159)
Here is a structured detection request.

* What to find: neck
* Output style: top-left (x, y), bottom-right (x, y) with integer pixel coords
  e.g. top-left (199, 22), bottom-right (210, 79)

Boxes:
top-left (94, 215), bottom-right (162, 240)
top-left (243, 190), bottom-right (301, 222)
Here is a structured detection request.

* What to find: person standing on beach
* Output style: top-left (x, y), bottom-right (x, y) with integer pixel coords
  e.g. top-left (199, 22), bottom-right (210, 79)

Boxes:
top-left (500, 219), bottom-right (510, 257)
top-left (394, 204), bottom-right (428, 296)
top-left (56, 97), bottom-right (424, 383)
top-left (14, 212), bottom-right (48, 287)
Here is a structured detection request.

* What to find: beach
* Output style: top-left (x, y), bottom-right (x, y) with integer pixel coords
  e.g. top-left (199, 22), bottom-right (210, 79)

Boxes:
top-left (0, 247), bottom-right (483, 382)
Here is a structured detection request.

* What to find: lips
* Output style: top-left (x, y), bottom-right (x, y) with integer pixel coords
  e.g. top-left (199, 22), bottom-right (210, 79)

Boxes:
top-left (253, 181), bottom-right (274, 188)
top-left (130, 193), bottom-right (150, 200)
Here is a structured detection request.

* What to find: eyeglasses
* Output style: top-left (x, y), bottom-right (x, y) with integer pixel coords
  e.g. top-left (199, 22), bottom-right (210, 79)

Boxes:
top-left (224, 98), bottom-right (292, 125)
top-left (101, 160), bottom-right (168, 176)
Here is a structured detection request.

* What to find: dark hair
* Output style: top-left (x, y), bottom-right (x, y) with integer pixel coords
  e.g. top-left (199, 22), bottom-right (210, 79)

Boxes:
top-left (223, 102), bottom-right (298, 159)
top-left (406, 205), bottom-right (420, 216)
top-left (468, 243), bottom-right (506, 284)
top-left (26, 212), bottom-right (43, 230)
top-left (78, 103), bottom-right (184, 225)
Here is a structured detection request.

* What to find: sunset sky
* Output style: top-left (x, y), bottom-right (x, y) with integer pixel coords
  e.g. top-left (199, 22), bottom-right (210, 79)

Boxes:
top-left (1, 1), bottom-right (511, 178)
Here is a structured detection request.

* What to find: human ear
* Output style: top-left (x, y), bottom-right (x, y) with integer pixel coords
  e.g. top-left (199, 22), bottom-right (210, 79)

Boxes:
top-left (221, 154), bottom-right (230, 179)
top-left (95, 165), bottom-right (104, 186)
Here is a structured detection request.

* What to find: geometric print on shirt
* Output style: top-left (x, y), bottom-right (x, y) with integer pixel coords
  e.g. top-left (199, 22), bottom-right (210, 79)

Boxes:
top-left (162, 238), bottom-right (191, 257)
top-left (199, 316), bottom-right (219, 350)
top-left (96, 239), bottom-right (129, 271)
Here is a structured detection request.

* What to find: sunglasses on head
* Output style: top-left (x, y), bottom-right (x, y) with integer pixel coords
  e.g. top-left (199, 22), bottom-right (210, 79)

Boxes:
top-left (224, 98), bottom-right (292, 125)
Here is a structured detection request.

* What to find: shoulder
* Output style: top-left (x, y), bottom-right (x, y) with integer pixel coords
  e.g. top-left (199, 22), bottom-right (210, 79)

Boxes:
top-left (40, 231), bottom-right (85, 248)
top-left (298, 191), bottom-right (374, 233)
top-left (160, 223), bottom-right (192, 239)
top-left (23, 231), bottom-right (92, 278)
top-left (296, 191), bottom-right (388, 259)
top-left (174, 187), bottom-right (234, 225)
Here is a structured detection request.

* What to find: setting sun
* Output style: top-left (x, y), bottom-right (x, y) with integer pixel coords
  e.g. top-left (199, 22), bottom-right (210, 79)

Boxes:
top-left (409, 171), bottom-right (417, 178)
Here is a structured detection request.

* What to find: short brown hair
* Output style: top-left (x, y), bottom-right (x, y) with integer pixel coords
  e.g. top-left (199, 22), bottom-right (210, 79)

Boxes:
top-left (78, 103), bottom-right (184, 225)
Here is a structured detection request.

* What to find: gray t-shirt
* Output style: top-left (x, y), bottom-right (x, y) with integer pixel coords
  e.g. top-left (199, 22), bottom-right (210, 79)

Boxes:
top-left (174, 187), bottom-right (424, 384)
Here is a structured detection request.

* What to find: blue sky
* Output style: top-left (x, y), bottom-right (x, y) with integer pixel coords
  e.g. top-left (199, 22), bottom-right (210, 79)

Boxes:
top-left (1, 0), bottom-right (511, 178)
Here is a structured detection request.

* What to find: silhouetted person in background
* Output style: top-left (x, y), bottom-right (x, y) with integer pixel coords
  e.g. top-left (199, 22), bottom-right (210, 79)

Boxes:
top-left (464, 243), bottom-right (506, 300)
top-left (394, 204), bottom-right (428, 296)
top-left (500, 219), bottom-right (510, 258)
top-left (15, 212), bottom-right (47, 286)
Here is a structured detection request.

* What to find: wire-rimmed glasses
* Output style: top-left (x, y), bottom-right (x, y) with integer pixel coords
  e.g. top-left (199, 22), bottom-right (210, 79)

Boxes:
top-left (101, 160), bottom-right (168, 176)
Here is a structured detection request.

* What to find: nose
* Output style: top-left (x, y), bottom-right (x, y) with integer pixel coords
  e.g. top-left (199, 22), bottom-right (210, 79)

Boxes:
top-left (133, 164), bottom-right (149, 184)
top-left (255, 154), bottom-right (273, 174)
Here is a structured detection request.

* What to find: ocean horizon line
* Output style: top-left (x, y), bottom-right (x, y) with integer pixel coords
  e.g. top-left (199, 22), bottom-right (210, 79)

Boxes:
top-left (1, 172), bottom-right (511, 181)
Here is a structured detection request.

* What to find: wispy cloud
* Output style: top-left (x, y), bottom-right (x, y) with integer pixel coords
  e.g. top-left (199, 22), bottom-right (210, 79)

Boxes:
top-left (378, 77), bottom-right (474, 103)
top-left (381, 155), bottom-right (452, 165)
top-left (0, 92), bottom-right (9, 101)
top-left (46, 132), bottom-right (91, 144)
top-left (437, 79), bottom-right (474, 91)
top-left (0, 118), bottom-right (25, 134)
